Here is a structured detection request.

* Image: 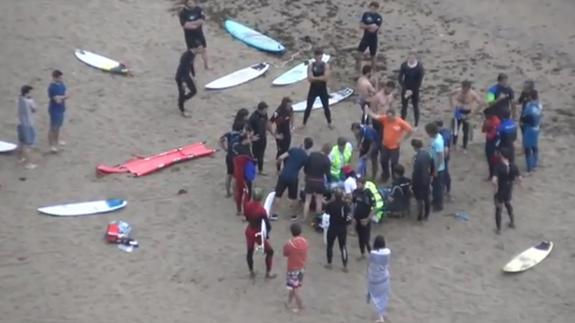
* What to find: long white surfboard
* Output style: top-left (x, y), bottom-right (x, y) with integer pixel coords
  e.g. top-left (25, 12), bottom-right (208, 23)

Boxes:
top-left (0, 141), bottom-right (18, 153)
top-left (205, 63), bottom-right (270, 90)
top-left (38, 199), bottom-right (127, 217)
top-left (292, 88), bottom-right (354, 112)
top-left (272, 54), bottom-right (331, 86)
top-left (502, 240), bottom-right (553, 273)
top-left (74, 49), bottom-right (129, 74)
top-left (255, 192), bottom-right (275, 253)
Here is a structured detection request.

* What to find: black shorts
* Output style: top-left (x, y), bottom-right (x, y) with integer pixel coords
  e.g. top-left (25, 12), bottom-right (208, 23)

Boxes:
top-left (494, 191), bottom-right (512, 203)
top-left (412, 183), bottom-right (430, 200)
top-left (275, 177), bottom-right (298, 200)
top-left (358, 35), bottom-right (378, 57)
top-left (304, 178), bottom-right (326, 195)
top-left (185, 30), bottom-right (207, 49)
top-left (225, 154), bottom-right (234, 175)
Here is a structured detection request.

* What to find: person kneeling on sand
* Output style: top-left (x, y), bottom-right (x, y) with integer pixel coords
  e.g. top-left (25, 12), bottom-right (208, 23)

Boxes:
top-left (244, 188), bottom-right (276, 279)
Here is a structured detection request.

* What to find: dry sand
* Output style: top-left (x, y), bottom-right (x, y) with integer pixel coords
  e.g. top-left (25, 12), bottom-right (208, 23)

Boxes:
top-left (1, 0), bottom-right (575, 322)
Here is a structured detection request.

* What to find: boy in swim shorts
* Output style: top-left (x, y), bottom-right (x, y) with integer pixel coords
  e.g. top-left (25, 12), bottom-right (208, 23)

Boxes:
top-left (283, 223), bottom-right (309, 313)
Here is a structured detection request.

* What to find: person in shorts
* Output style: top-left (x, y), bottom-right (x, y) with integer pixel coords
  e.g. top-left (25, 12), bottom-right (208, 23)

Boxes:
top-left (283, 223), bottom-right (308, 313)
top-left (357, 1), bottom-right (383, 72)
top-left (302, 143), bottom-right (332, 222)
top-left (270, 137), bottom-right (313, 221)
top-left (179, 0), bottom-right (209, 70)
top-left (47, 70), bottom-right (69, 153)
top-left (17, 85), bottom-right (38, 169)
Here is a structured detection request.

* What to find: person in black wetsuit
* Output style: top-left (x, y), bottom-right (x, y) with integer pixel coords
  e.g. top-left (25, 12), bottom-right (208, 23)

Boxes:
top-left (303, 48), bottom-right (332, 129)
top-left (496, 109), bottom-right (518, 164)
top-left (303, 143), bottom-right (332, 222)
top-left (325, 189), bottom-right (351, 272)
top-left (178, 0), bottom-right (209, 70)
top-left (219, 108), bottom-right (250, 197)
top-left (411, 139), bottom-right (433, 221)
top-left (270, 97), bottom-right (294, 172)
top-left (175, 47), bottom-right (199, 117)
top-left (398, 52), bottom-right (425, 127)
top-left (357, 1), bottom-right (383, 72)
top-left (352, 177), bottom-right (375, 258)
top-left (249, 102), bottom-right (273, 175)
top-left (491, 147), bottom-right (521, 234)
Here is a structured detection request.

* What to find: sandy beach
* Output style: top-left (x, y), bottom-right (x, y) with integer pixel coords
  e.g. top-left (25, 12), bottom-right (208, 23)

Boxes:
top-left (1, 0), bottom-right (575, 322)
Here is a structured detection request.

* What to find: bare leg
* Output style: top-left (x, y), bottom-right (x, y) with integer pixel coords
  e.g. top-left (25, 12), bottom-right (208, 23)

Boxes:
top-left (293, 289), bottom-right (304, 312)
top-left (355, 52), bottom-right (363, 73)
top-left (370, 55), bottom-right (377, 72)
top-left (200, 47), bottom-right (209, 70)
top-left (303, 193), bottom-right (312, 222)
top-left (22, 146), bottom-right (37, 169)
top-left (225, 175), bottom-right (233, 197)
top-left (48, 129), bottom-right (58, 152)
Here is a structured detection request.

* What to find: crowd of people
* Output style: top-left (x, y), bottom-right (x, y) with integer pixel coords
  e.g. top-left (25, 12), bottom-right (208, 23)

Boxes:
top-left (11, 0), bottom-right (544, 321)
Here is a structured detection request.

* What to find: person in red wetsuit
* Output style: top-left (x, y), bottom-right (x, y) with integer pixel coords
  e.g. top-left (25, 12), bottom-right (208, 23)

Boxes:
top-left (233, 128), bottom-right (256, 215)
top-left (244, 188), bottom-right (276, 279)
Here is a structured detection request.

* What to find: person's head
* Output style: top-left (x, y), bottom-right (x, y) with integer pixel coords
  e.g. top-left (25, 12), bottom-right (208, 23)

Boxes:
top-left (184, 0), bottom-right (197, 7)
top-left (21, 85), bottom-right (33, 97)
top-left (356, 176), bottom-right (366, 189)
top-left (435, 120), bottom-right (444, 128)
top-left (499, 147), bottom-right (511, 162)
top-left (368, 1), bottom-right (380, 12)
top-left (321, 143), bottom-right (332, 155)
top-left (351, 122), bottom-right (362, 137)
top-left (52, 70), bottom-right (63, 81)
top-left (407, 52), bottom-right (418, 66)
top-left (385, 108), bottom-right (397, 121)
top-left (425, 122), bottom-right (439, 137)
top-left (337, 137), bottom-right (348, 152)
top-left (313, 48), bottom-right (324, 60)
top-left (373, 234), bottom-right (386, 250)
top-left (497, 73), bottom-right (509, 87)
top-left (411, 138), bottom-right (423, 151)
top-left (362, 65), bottom-right (372, 77)
top-left (392, 164), bottom-right (405, 178)
top-left (384, 81), bottom-right (396, 94)
top-left (333, 188), bottom-right (344, 202)
top-left (342, 165), bottom-right (355, 179)
top-left (290, 223), bottom-right (302, 237)
top-left (280, 97), bottom-right (292, 109)
top-left (530, 90), bottom-right (539, 101)
top-left (252, 187), bottom-right (264, 202)
top-left (461, 80), bottom-right (472, 92)
top-left (523, 80), bottom-right (534, 92)
top-left (256, 101), bottom-right (268, 115)
top-left (232, 108), bottom-right (249, 131)
top-left (303, 137), bottom-right (314, 150)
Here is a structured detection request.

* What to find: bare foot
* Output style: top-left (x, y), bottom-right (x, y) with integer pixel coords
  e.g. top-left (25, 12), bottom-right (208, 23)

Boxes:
top-left (181, 111), bottom-right (191, 118)
top-left (58, 140), bottom-right (66, 146)
top-left (50, 146), bottom-right (59, 153)
top-left (324, 264), bottom-right (333, 270)
top-left (327, 123), bottom-right (334, 130)
top-left (342, 266), bottom-right (349, 273)
top-left (249, 271), bottom-right (256, 279)
top-left (265, 273), bottom-right (277, 280)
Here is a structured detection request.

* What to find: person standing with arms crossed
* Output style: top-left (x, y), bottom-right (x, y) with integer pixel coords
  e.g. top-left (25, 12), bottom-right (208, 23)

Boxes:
top-left (17, 85), bottom-right (38, 169)
top-left (366, 108), bottom-right (413, 183)
top-left (398, 52), bottom-right (424, 128)
top-left (302, 48), bottom-right (332, 129)
top-left (356, 2), bottom-right (383, 72)
top-left (283, 223), bottom-right (309, 313)
top-left (178, 0), bottom-right (209, 70)
top-left (47, 70), bottom-right (69, 153)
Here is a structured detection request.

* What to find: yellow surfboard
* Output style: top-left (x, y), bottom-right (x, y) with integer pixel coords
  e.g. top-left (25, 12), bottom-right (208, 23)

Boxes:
top-left (502, 240), bottom-right (553, 273)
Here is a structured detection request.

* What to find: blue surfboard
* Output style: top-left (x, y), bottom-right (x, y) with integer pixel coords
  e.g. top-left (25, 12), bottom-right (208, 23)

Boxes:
top-left (224, 20), bottom-right (285, 54)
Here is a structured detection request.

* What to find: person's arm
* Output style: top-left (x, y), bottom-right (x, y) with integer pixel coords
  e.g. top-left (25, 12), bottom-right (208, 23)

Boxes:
top-left (266, 119), bottom-right (274, 136)
top-left (276, 151), bottom-right (289, 166)
top-left (398, 63), bottom-right (405, 88)
top-left (359, 13), bottom-right (369, 30)
top-left (416, 64), bottom-right (425, 89)
top-left (491, 175), bottom-right (498, 191)
top-left (401, 120), bottom-right (414, 140)
top-left (218, 134), bottom-right (228, 151)
top-left (318, 63), bottom-right (331, 82)
top-left (365, 107), bottom-right (383, 121)
top-left (307, 63), bottom-right (314, 82)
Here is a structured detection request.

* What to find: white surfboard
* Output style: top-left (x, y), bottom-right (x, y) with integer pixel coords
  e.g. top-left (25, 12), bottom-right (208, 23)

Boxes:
top-left (205, 63), bottom-right (270, 90)
top-left (292, 87), bottom-right (354, 112)
top-left (272, 54), bottom-right (331, 86)
top-left (38, 199), bottom-right (127, 217)
top-left (74, 49), bottom-right (129, 74)
top-left (254, 192), bottom-right (275, 253)
top-left (263, 191), bottom-right (275, 217)
top-left (502, 240), bottom-right (553, 273)
top-left (0, 141), bottom-right (18, 153)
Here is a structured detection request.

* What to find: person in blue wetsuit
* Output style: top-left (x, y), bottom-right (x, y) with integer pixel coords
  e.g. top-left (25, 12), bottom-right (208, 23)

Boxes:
top-left (496, 109), bottom-right (518, 164)
top-left (520, 91), bottom-right (542, 173)
top-left (351, 122), bottom-right (379, 179)
top-left (485, 73), bottom-right (515, 120)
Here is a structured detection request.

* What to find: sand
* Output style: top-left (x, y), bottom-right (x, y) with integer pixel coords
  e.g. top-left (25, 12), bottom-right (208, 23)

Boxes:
top-left (1, 0), bottom-right (575, 322)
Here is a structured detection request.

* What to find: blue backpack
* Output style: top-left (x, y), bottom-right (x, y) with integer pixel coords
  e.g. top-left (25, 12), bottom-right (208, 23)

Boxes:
top-left (244, 159), bottom-right (257, 182)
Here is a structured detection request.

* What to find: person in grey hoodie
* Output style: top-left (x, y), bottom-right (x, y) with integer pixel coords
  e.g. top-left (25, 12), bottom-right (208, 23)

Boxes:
top-left (367, 235), bottom-right (390, 323)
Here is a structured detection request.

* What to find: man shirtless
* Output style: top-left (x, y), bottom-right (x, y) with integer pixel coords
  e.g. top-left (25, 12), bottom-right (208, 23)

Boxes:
top-left (449, 80), bottom-right (483, 151)
top-left (356, 65), bottom-right (377, 125)
top-left (368, 80), bottom-right (395, 141)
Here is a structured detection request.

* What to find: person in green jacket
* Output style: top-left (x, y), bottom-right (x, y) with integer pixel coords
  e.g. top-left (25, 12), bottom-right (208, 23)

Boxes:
top-left (329, 137), bottom-right (353, 183)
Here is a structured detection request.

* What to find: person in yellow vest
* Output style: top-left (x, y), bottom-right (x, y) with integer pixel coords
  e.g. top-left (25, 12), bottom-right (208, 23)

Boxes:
top-left (365, 180), bottom-right (385, 223)
top-left (329, 137), bottom-right (353, 184)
